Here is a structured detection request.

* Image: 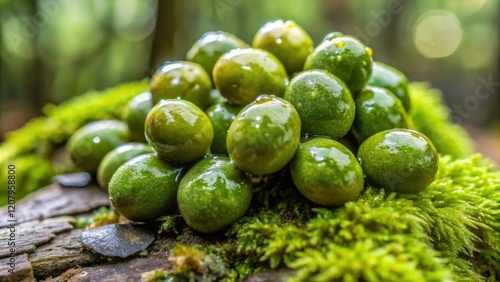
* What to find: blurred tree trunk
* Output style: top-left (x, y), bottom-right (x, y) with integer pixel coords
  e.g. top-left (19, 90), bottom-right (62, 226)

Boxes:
top-left (0, 0), bottom-right (42, 139)
top-left (322, 0), bottom-right (353, 33)
top-left (31, 0), bottom-right (46, 107)
top-left (149, 0), bottom-right (177, 72)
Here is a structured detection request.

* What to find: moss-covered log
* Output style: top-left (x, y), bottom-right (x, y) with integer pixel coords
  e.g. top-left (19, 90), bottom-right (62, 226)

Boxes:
top-left (0, 80), bottom-right (497, 281)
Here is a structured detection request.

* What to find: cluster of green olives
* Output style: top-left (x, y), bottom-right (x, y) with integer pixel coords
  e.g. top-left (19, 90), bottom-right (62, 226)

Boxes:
top-left (66, 19), bottom-right (439, 233)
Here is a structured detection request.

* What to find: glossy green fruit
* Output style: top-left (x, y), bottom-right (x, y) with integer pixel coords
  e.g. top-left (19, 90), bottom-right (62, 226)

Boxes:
top-left (352, 86), bottom-right (409, 143)
top-left (122, 92), bottom-right (153, 142)
top-left (209, 88), bottom-right (223, 105)
top-left (338, 133), bottom-right (359, 155)
top-left (108, 153), bottom-right (184, 221)
top-left (357, 129), bottom-right (439, 194)
top-left (205, 100), bottom-right (243, 155)
top-left (67, 120), bottom-right (130, 173)
top-left (213, 48), bottom-right (289, 105)
top-left (177, 156), bottom-right (253, 233)
top-left (284, 69), bottom-right (355, 139)
top-left (321, 31), bottom-right (344, 43)
top-left (186, 31), bottom-right (249, 77)
top-left (227, 95), bottom-right (301, 175)
top-left (150, 61), bottom-right (212, 109)
top-left (145, 99), bottom-right (213, 163)
top-left (368, 61), bottom-right (411, 111)
top-left (290, 137), bottom-right (364, 207)
top-left (97, 143), bottom-right (153, 190)
top-left (304, 35), bottom-right (373, 93)
top-left (252, 19), bottom-right (313, 74)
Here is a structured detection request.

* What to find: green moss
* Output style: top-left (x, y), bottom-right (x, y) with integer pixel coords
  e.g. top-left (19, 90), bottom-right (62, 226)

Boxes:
top-left (1, 155), bottom-right (54, 204)
top-left (157, 214), bottom-right (183, 234)
top-left (234, 154), bottom-right (499, 281)
top-left (162, 245), bottom-right (239, 281)
top-left (90, 207), bottom-right (120, 229)
top-left (74, 207), bottom-right (120, 229)
top-left (141, 269), bottom-right (168, 282)
top-left (0, 80), bottom-right (149, 205)
top-left (2, 80), bottom-right (498, 281)
top-left (135, 83), bottom-right (497, 281)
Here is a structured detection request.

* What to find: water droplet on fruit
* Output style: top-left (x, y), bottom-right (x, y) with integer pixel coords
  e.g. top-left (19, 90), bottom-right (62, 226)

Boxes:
top-left (335, 40), bottom-right (345, 48)
top-left (255, 95), bottom-right (272, 104)
top-left (366, 47), bottom-right (373, 56)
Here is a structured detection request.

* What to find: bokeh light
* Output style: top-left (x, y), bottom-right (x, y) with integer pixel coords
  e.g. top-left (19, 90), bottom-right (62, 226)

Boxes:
top-left (447, 0), bottom-right (489, 15)
top-left (413, 10), bottom-right (463, 58)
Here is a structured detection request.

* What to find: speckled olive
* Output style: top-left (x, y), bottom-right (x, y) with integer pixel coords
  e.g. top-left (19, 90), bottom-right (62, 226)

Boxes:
top-left (205, 100), bottom-right (243, 155)
top-left (352, 86), bottom-right (409, 143)
top-left (108, 153), bottom-right (184, 221)
top-left (368, 61), bottom-right (411, 111)
top-left (97, 142), bottom-right (153, 190)
top-left (177, 156), bottom-right (253, 233)
top-left (252, 19), bottom-right (314, 74)
top-left (227, 95), bottom-right (301, 176)
top-left (290, 137), bottom-right (364, 207)
top-left (145, 99), bottom-right (213, 163)
top-left (213, 48), bottom-right (289, 105)
top-left (304, 35), bottom-right (373, 93)
top-left (150, 61), bottom-right (212, 109)
top-left (122, 92), bottom-right (153, 142)
top-left (67, 120), bottom-right (130, 173)
top-left (284, 69), bottom-right (355, 139)
top-left (357, 129), bottom-right (439, 194)
top-left (187, 31), bottom-right (249, 77)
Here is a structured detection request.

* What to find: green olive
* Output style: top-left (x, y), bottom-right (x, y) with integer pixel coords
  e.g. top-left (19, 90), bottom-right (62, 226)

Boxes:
top-left (227, 95), bottom-right (301, 176)
top-left (252, 19), bottom-right (314, 74)
top-left (177, 156), bottom-right (253, 233)
top-left (109, 153), bottom-right (184, 221)
top-left (304, 35), bottom-right (373, 93)
top-left (145, 99), bottom-right (213, 163)
top-left (67, 120), bottom-right (130, 173)
top-left (337, 133), bottom-right (359, 155)
top-left (150, 61), bottom-right (212, 109)
top-left (213, 48), bottom-right (289, 105)
top-left (205, 100), bottom-right (243, 155)
top-left (368, 61), bottom-right (411, 111)
top-left (284, 69), bottom-right (355, 139)
top-left (187, 31), bottom-right (249, 77)
top-left (290, 137), bottom-right (364, 207)
top-left (97, 142), bottom-right (153, 190)
top-left (357, 129), bottom-right (439, 194)
top-left (209, 88), bottom-right (223, 105)
top-left (352, 86), bottom-right (409, 143)
top-left (122, 92), bottom-right (153, 142)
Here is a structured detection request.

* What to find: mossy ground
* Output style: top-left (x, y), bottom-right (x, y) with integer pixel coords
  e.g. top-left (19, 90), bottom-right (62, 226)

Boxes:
top-left (144, 83), bottom-right (499, 281)
top-left (1, 80), bottom-right (498, 281)
top-left (146, 153), bottom-right (499, 282)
